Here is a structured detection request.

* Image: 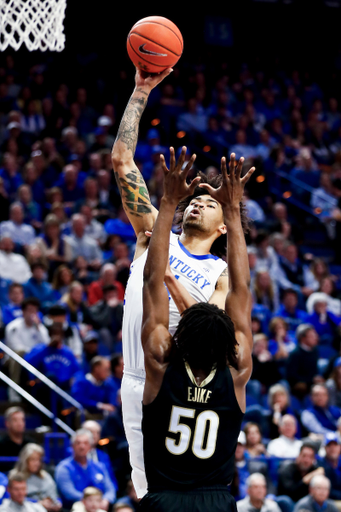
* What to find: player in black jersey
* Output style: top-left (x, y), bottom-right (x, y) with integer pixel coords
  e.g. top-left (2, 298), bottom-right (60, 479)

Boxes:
top-left (140, 148), bottom-right (255, 512)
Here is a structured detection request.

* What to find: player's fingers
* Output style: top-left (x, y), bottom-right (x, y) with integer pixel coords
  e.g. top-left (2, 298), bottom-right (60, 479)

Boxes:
top-left (221, 156), bottom-right (229, 182)
top-left (199, 183), bottom-right (215, 194)
top-left (228, 153), bottom-right (236, 176)
top-left (236, 157), bottom-right (244, 180)
top-left (176, 146), bottom-right (187, 172)
top-left (188, 176), bottom-right (201, 195)
top-left (181, 153), bottom-right (196, 179)
top-left (169, 147), bottom-right (176, 171)
top-left (160, 154), bottom-right (169, 175)
top-left (159, 67), bottom-right (173, 80)
top-left (241, 166), bottom-right (256, 185)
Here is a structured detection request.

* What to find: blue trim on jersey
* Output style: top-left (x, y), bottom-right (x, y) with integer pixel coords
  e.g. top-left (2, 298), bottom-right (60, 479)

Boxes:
top-left (177, 239), bottom-right (219, 260)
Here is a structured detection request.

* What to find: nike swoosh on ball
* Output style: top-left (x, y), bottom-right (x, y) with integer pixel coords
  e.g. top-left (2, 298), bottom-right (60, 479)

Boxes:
top-left (138, 44), bottom-right (167, 56)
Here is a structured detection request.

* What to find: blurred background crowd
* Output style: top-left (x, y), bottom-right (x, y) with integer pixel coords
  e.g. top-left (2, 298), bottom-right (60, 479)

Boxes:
top-left (1, 2), bottom-right (341, 512)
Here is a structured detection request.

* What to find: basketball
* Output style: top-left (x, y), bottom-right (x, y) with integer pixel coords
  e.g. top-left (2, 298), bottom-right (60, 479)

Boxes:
top-left (127, 16), bottom-right (183, 74)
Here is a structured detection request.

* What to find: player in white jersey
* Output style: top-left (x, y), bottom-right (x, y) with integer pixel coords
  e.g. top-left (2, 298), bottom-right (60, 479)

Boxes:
top-left (111, 68), bottom-right (249, 498)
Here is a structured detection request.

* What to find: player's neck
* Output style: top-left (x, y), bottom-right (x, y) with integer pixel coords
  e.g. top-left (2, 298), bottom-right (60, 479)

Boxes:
top-left (179, 231), bottom-right (214, 256)
top-left (190, 366), bottom-right (210, 385)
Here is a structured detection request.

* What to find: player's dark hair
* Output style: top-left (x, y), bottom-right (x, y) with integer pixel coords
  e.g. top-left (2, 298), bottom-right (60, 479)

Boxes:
top-left (172, 302), bottom-right (239, 372)
top-left (174, 171), bottom-right (250, 258)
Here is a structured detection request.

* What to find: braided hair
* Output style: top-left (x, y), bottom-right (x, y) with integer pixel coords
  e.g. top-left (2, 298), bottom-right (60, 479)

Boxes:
top-left (172, 302), bottom-right (239, 372)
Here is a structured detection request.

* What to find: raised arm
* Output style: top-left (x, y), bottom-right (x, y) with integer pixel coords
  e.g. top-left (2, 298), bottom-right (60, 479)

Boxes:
top-left (164, 265), bottom-right (229, 314)
top-left (111, 68), bottom-right (172, 241)
top-left (142, 147), bottom-right (198, 403)
top-left (200, 154), bottom-right (255, 398)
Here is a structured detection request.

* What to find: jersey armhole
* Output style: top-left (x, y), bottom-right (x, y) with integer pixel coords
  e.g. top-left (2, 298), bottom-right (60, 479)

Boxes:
top-left (225, 365), bottom-right (245, 416)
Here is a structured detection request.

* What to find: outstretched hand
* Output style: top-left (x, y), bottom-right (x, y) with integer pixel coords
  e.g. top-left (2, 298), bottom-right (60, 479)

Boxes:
top-left (135, 67), bottom-right (173, 92)
top-left (199, 153), bottom-right (255, 209)
top-left (160, 146), bottom-right (201, 204)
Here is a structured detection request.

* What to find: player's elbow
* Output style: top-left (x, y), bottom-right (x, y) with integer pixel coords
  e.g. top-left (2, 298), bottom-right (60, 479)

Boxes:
top-left (111, 143), bottom-right (130, 169)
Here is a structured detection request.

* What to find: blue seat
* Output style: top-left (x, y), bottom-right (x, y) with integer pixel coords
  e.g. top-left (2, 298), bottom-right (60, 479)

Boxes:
top-left (290, 394), bottom-right (303, 414)
top-left (246, 380), bottom-right (262, 401)
top-left (246, 394), bottom-right (260, 407)
top-left (318, 345), bottom-right (337, 359)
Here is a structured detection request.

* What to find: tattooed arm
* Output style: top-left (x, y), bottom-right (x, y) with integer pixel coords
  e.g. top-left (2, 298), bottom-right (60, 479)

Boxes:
top-left (112, 68), bottom-right (173, 241)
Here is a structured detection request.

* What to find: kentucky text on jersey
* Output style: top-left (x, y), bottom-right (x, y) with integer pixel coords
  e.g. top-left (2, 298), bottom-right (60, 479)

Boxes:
top-left (169, 255), bottom-right (211, 290)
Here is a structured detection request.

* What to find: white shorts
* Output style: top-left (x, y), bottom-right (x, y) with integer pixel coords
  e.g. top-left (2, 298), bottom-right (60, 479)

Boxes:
top-left (121, 369), bottom-right (147, 499)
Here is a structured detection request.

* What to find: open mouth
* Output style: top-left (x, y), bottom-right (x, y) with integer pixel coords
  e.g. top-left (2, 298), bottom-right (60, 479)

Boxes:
top-left (189, 208), bottom-right (201, 218)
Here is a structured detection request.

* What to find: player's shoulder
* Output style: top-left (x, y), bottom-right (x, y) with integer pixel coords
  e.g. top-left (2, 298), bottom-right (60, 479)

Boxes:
top-left (169, 231), bottom-right (178, 246)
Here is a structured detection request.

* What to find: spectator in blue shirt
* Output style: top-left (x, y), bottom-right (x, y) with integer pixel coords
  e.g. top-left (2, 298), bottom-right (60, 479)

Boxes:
top-left (1, 283), bottom-right (24, 326)
top-left (0, 153), bottom-right (23, 200)
top-left (55, 428), bottom-right (116, 510)
top-left (24, 322), bottom-right (80, 390)
top-left (320, 433), bottom-right (341, 501)
top-left (55, 164), bottom-right (85, 208)
top-left (0, 472), bottom-right (8, 505)
top-left (81, 420), bottom-right (118, 492)
top-left (81, 330), bottom-right (110, 375)
top-left (23, 162), bottom-right (45, 206)
top-left (275, 289), bottom-right (309, 335)
top-left (0, 277), bottom-right (11, 309)
top-left (24, 262), bottom-right (56, 313)
top-left (301, 384), bottom-right (341, 435)
top-left (251, 303), bottom-right (273, 336)
top-left (306, 294), bottom-right (341, 347)
top-left (71, 356), bottom-right (116, 415)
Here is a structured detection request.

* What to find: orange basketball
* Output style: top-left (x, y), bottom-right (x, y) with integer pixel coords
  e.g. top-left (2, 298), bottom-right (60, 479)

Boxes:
top-left (127, 16), bottom-right (183, 74)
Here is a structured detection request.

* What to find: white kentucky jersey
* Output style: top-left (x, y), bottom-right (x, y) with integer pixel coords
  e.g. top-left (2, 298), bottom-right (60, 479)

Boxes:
top-left (122, 231), bottom-right (227, 372)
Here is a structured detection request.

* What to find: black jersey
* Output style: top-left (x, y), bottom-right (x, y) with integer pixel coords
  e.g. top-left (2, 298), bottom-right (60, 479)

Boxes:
top-left (142, 356), bottom-right (244, 492)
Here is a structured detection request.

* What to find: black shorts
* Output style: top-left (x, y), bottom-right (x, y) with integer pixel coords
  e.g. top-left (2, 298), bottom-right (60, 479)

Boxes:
top-left (138, 486), bottom-right (237, 512)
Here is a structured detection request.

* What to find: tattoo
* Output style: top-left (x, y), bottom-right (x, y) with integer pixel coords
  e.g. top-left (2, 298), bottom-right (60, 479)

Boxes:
top-left (116, 92), bottom-right (148, 155)
top-left (115, 169), bottom-right (152, 217)
top-left (220, 267), bottom-right (229, 277)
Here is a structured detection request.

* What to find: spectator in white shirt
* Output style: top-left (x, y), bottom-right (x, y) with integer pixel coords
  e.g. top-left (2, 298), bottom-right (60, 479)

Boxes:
top-left (0, 203), bottom-right (35, 249)
top-left (66, 214), bottom-right (102, 270)
top-left (5, 298), bottom-right (49, 401)
top-left (252, 230), bottom-right (279, 275)
top-left (79, 205), bottom-right (106, 245)
top-left (237, 473), bottom-right (282, 512)
top-left (0, 472), bottom-right (46, 512)
top-left (0, 236), bottom-right (31, 284)
top-left (267, 414), bottom-right (302, 458)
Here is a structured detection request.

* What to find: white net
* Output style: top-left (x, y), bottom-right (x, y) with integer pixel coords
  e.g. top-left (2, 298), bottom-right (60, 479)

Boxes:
top-left (0, 0), bottom-right (66, 52)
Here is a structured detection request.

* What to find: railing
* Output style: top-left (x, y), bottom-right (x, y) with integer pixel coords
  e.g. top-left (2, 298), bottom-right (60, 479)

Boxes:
top-left (269, 168), bottom-right (335, 220)
top-left (0, 371), bottom-right (75, 436)
top-left (0, 341), bottom-right (85, 429)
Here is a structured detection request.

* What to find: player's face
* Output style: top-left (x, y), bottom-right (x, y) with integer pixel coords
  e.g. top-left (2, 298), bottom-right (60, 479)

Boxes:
top-left (182, 195), bottom-right (226, 236)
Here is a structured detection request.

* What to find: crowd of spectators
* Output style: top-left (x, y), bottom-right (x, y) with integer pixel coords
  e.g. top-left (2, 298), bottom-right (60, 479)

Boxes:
top-left (1, 45), bottom-right (341, 512)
